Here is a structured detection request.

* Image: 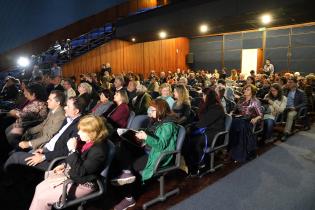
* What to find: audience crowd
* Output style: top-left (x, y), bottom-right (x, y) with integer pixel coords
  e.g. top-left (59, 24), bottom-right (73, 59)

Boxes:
top-left (0, 61), bottom-right (314, 210)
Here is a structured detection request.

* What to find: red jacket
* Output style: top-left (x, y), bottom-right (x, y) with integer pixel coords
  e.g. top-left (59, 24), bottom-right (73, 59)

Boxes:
top-left (108, 103), bottom-right (130, 128)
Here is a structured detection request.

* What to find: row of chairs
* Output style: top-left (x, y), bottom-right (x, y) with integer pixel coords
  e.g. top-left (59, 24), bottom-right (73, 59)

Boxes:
top-left (48, 113), bottom-right (234, 210)
top-left (52, 104), bottom-right (312, 209)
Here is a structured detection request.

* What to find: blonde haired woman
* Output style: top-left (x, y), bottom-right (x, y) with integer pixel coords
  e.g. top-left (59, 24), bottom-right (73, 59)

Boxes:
top-left (173, 84), bottom-right (191, 125)
top-left (158, 83), bottom-right (175, 109)
top-left (78, 82), bottom-right (93, 113)
top-left (30, 115), bottom-right (109, 210)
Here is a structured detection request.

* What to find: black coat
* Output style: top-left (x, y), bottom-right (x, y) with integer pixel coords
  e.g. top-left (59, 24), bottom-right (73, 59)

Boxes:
top-left (67, 140), bottom-right (109, 183)
top-left (284, 88), bottom-right (307, 110)
top-left (196, 104), bottom-right (225, 143)
top-left (44, 116), bottom-right (82, 161)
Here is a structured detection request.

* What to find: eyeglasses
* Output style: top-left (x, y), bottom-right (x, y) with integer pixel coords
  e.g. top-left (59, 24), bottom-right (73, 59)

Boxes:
top-left (147, 107), bottom-right (157, 114)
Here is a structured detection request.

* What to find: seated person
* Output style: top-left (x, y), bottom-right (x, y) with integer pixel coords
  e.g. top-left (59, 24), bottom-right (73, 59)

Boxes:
top-left (257, 79), bottom-right (271, 99)
top-left (216, 85), bottom-right (235, 114)
top-left (29, 115), bottom-right (109, 210)
top-left (0, 76), bottom-right (19, 101)
top-left (183, 88), bottom-right (225, 175)
top-left (106, 89), bottom-right (130, 129)
top-left (147, 77), bottom-right (160, 99)
top-left (111, 99), bottom-right (179, 210)
top-left (77, 82), bottom-right (93, 113)
top-left (217, 79), bottom-right (235, 102)
top-left (229, 84), bottom-right (263, 162)
top-left (262, 83), bottom-right (287, 142)
top-left (132, 84), bottom-right (152, 115)
top-left (281, 77), bottom-right (308, 141)
top-left (303, 74), bottom-right (315, 112)
top-left (17, 90), bottom-right (66, 150)
top-left (5, 97), bottom-right (84, 171)
top-left (126, 80), bottom-right (138, 103)
top-left (91, 89), bottom-right (113, 116)
top-left (172, 84), bottom-right (192, 125)
top-left (62, 79), bottom-right (77, 102)
top-left (5, 83), bottom-right (48, 149)
top-left (157, 83), bottom-right (175, 109)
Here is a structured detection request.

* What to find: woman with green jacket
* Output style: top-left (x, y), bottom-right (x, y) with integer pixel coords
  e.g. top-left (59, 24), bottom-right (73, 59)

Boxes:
top-left (112, 99), bottom-right (179, 210)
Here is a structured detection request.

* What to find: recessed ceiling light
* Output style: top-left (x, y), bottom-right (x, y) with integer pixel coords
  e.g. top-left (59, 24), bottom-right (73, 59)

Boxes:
top-left (199, 24), bottom-right (209, 33)
top-left (159, 31), bottom-right (167, 39)
top-left (261, 14), bottom-right (272, 25)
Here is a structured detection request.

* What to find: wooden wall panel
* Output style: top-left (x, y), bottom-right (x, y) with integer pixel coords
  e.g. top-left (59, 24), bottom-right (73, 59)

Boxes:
top-left (144, 40), bottom-right (162, 76)
top-left (62, 37), bottom-right (189, 80)
top-left (124, 43), bottom-right (144, 75)
top-left (161, 39), bottom-right (176, 72)
top-left (138, 0), bottom-right (157, 9)
top-left (175, 37), bottom-right (190, 70)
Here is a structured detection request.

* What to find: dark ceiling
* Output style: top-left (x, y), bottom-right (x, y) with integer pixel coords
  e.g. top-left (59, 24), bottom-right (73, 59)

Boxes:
top-left (1, 0), bottom-right (314, 71)
top-left (115, 0), bottom-right (315, 42)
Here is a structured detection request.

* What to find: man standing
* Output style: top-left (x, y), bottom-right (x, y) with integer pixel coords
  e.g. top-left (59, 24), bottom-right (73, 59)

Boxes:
top-left (263, 59), bottom-right (274, 76)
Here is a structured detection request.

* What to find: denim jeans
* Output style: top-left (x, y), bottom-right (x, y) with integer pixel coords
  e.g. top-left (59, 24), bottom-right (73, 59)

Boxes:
top-left (263, 119), bottom-right (275, 140)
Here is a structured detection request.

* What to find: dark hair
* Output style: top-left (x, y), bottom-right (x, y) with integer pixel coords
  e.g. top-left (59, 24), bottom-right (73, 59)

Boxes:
top-left (199, 88), bottom-right (223, 115)
top-left (268, 83), bottom-right (283, 101)
top-left (34, 76), bottom-right (43, 82)
top-left (288, 77), bottom-right (298, 84)
top-left (100, 89), bottom-right (113, 101)
top-left (149, 98), bottom-right (172, 121)
top-left (217, 79), bottom-right (226, 85)
top-left (63, 78), bottom-right (76, 89)
top-left (280, 77), bottom-right (287, 85)
top-left (250, 70), bottom-right (255, 74)
top-left (25, 83), bottom-right (47, 101)
top-left (50, 90), bottom-right (66, 106)
top-left (69, 96), bottom-right (85, 114)
top-left (247, 76), bottom-right (256, 85)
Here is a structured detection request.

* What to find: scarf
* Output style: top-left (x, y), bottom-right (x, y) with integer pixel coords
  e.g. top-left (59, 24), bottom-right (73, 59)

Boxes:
top-left (81, 141), bottom-right (94, 153)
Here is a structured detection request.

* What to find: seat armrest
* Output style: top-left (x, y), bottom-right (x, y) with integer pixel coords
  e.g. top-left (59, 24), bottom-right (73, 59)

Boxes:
top-left (297, 106), bottom-right (307, 118)
top-left (211, 131), bottom-right (229, 148)
top-left (153, 150), bottom-right (180, 174)
top-left (47, 156), bottom-right (67, 172)
top-left (54, 178), bottom-right (104, 209)
top-left (252, 122), bottom-right (263, 134)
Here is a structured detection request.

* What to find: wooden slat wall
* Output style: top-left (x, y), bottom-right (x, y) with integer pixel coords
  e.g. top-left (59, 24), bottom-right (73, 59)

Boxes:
top-left (62, 37), bottom-right (189, 79)
top-left (130, 0), bottom-right (157, 13)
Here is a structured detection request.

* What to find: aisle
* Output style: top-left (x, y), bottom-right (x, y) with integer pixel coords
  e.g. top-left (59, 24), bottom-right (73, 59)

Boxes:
top-left (170, 126), bottom-right (315, 210)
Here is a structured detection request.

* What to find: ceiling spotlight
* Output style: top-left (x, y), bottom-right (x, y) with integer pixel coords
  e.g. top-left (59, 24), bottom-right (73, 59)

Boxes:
top-left (261, 14), bottom-right (272, 25)
top-left (199, 24), bottom-right (209, 33)
top-left (17, 57), bottom-right (30, 68)
top-left (131, 38), bottom-right (136, 42)
top-left (159, 31), bottom-right (167, 39)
